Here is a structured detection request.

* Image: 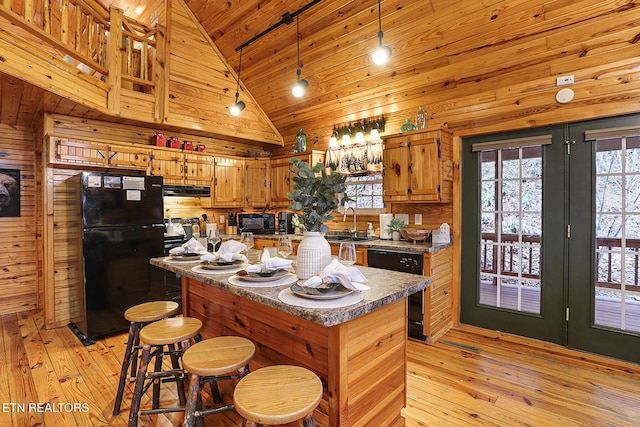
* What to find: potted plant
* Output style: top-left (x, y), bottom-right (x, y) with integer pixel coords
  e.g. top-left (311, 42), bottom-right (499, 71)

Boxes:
top-left (387, 217), bottom-right (407, 241)
top-left (287, 158), bottom-right (351, 278)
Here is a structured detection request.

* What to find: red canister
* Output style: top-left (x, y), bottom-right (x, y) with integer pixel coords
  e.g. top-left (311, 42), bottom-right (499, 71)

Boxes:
top-left (183, 140), bottom-right (194, 151)
top-left (196, 144), bottom-right (206, 152)
top-left (152, 132), bottom-right (166, 147)
top-left (167, 137), bottom-right (181, 149)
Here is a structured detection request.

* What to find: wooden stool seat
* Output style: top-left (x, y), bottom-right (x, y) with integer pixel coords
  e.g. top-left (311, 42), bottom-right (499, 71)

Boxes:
top-left (182, 336), bottom-right (255, 377)
top-left (233, 365), bottom-right (322, 426)
top-left (124, 301), bottom-right (179, 323)
top-left (139, 317), bottom-right (202, 346)
top-left (181, 337), bottom-right (256, 426)
top-left (113, 300), bottom-right (181, 416)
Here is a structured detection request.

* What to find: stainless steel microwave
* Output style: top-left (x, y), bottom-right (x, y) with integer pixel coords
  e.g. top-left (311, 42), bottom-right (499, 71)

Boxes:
top-left (237, 213), bottom-right (276, 234)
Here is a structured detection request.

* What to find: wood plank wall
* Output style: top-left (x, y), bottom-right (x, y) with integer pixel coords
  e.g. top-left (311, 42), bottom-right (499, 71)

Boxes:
top-left (0, 124), bottom-right (39, 315)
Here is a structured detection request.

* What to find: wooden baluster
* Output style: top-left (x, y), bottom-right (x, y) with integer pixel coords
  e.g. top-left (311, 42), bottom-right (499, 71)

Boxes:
top-left (87, 15), bottom-right (94, 60)
top-left (75, 4), bottom-right (82, 52)
top-left (107, 6), bottom-right (123, 114)
top-left (97, 24), bottom-right (105, 66)
top-left (24, 0), bottom-right (34, 23)
top-left (141, 41), bottom-right (148, 81)
top-left (60, 0), bottom-right (69, 44)
top-left (43, 0), bottom-right (51, 34)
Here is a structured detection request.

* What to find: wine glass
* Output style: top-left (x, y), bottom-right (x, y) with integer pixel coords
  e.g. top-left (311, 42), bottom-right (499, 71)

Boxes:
top-left (338, 242), bottom-right (357, 266)
top-left (207, 228), bottom-right (220, 252)
top-left (277, 235), bottom-right (293, 259)
top-left (239, 232), bottom-right (254, 254)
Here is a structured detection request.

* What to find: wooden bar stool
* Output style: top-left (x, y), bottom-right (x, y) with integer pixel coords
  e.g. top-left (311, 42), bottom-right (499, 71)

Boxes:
top-left (113, 301), bottom-right (180, 416)
top-left (128, 317), bottom-right (203, 427)
top-left (233, 365), bottom-right (323, 427)
top-left (182, 336), bottom-right (256, 427)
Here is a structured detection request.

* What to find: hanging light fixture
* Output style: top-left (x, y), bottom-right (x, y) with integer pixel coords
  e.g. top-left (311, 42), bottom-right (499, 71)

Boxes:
top-left (230, 48), bottom-right (245, 116)
top-left (354, 122), bottom-right (365, 144)
top-left (372, 0), bottom-right (392, 65)
top-left (292, 15), bottom-right (309, 98)
top-left (329, 127), bottom-right (339, 148)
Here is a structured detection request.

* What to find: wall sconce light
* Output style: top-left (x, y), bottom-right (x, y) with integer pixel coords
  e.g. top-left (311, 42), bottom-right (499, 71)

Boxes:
top-left (230, 48), bottom-right (245, 116)
top-left (329, 116), bottom-right (386, 147)
top-left (372, 0), bottom-right (392, 65)
top-left (292, 15), bottom-right (309, 98)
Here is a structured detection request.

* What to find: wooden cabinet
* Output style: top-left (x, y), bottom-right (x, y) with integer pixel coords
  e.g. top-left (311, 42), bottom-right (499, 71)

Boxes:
top-left (423, 247), bottom-right (453, 342)
top-left (149, 147), bottom-right (214, 186)
top-left (213, 157), bottom-right (245, 207)
top-left (269, 151), bottom-right (326, 208)
top-left (382, 127), bottom-right (453, 203)
top-left (245, 158), bottom-right (269, 208)
top-left (51, 137), bottom-right (149, 171)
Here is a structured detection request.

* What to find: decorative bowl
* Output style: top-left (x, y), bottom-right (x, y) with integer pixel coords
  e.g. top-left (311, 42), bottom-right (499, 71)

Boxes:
top-left (400, 228), bottom-right (431, 242)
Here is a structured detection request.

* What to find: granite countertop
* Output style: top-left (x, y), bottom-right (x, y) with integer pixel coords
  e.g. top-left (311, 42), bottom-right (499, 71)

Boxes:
top-left (151, 254), bottom-right (431, 327)
top-left (220, 233), bottom-right (451, 254)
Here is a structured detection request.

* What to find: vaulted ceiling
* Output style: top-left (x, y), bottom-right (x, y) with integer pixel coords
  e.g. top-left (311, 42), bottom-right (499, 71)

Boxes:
top-left (2, 0), bottom-right (640, 151)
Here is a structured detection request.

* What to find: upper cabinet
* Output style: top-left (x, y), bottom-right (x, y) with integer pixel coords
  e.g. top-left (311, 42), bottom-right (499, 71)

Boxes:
top-left (50, 137), bottom-right (150, 171)
top-left (214, 157), bottom-right (245, 207)
top-left (245, 158), bottom-right (269, 208)
top-left (149, 147), bottom-right (214, 186)
top-left (382, 127), bottom-right (453, 203)
top-left (269, 151), bottom-right (325, 208)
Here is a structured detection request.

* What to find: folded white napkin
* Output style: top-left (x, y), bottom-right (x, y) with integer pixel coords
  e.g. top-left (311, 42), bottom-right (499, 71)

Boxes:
top-left (169, 237), bottom-right (207, 254)
top-left (302, 259), bottom-right (369, 291)
top-left (200, 239), bottom-right (248, 262)
top-left (245, 248), bottom-right (293, 273)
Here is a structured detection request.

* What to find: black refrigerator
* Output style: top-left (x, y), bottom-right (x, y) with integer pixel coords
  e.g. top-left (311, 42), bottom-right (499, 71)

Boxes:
top-left (78, 172), bottom-right (165, 340)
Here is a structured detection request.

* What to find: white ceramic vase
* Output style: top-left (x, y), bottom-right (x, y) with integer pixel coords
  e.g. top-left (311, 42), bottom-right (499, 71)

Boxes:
top-left (392, 231), bottom-right (401, 241)
top-left (296, 231), bottom-right (332, 279)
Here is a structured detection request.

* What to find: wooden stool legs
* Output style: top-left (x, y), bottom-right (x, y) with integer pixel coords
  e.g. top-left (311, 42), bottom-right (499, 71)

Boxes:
top-left (113, 321), bottom-right (142, 416)
top-left (128, 339), bottom-right (192, 427)
top-left (243, 413), bottom-right (316, 427)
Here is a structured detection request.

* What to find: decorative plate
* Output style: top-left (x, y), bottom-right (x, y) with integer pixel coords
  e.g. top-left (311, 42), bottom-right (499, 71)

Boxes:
top-left (200, 259), bottom-right (245, 270)
top-left (290, 282), bottom-right (353, 300)
top-left (235, 269), bottom-right (289, 282)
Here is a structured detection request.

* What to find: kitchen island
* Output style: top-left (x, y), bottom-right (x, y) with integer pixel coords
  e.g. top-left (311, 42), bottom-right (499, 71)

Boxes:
top-left (151, 255), bottom-right (431, 426)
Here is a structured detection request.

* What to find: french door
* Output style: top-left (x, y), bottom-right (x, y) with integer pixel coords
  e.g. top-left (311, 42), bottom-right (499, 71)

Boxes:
top-left (461, 127), bottom-right (566, 344)
top-left (461, 115), bottom-right (640, 363)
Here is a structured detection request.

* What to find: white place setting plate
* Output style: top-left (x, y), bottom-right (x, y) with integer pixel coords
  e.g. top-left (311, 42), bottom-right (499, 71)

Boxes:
top-left (234, 269), bottom-right (289, 282)
top-left (227, 272), bottom-right (297, 288)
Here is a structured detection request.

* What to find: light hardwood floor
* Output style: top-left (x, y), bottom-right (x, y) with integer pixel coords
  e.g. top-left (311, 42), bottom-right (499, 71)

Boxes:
top-left (1, 311), bottom-right (639, 426)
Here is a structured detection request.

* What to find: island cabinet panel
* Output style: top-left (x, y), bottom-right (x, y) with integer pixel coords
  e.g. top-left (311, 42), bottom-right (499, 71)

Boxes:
top-left (423, 246), bottom-right (454, 342)
top-left (183, 277), bottom-right (408, 426)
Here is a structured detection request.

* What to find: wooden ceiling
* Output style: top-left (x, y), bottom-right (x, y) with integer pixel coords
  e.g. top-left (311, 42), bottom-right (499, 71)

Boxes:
top-left (2, 0), bottom-right (640, 149)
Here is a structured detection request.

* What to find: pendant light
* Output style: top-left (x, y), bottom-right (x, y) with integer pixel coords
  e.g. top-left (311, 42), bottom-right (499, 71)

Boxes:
top-left (292, 15), bottom-right (309, 98)
top-left (372, 0), bottom-right (392, 65)
top-left (230, 48), bottom-right (245, 116)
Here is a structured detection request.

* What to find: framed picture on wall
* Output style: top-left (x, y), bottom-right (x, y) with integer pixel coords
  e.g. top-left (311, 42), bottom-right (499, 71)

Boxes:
top-left (0, 168), bottom-right (20, 217)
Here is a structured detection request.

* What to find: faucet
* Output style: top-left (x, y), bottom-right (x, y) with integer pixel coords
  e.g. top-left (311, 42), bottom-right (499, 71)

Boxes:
top-left (343, 207), bottom-right (357, 237)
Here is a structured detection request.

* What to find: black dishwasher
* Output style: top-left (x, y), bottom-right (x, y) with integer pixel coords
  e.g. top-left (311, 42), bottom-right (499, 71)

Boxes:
top-left (367, 248), bottom-right (426, 341)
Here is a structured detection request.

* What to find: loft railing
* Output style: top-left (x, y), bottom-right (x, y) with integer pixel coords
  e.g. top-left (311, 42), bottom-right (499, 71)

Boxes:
top-left (480, 233), bottom-right (640, 293)
top-left (0, 0), bottom-right (157, 93)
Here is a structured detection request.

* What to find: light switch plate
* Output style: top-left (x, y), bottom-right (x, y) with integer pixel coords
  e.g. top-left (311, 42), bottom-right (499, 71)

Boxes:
top-left (220, 216), bottom-right (225, 224)
top-left (415, 214), bottom-right (422, 225)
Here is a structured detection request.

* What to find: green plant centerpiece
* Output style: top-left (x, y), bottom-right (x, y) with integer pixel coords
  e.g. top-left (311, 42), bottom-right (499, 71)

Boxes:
top-left (287, 158), bottom-right (351, 278)
top-left (387, 217), bottom-right (406, 241)
top-left (287, 158), bottom-right (351, 232)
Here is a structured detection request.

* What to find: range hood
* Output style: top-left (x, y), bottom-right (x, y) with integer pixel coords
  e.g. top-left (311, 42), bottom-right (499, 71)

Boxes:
top-left (163, 185), bottom-right (211, 197)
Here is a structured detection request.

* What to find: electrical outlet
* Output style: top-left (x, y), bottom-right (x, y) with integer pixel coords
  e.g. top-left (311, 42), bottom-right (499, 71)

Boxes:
top-left (220, 216), bottom-right (225, 224)
top-left (556, 75), bottom-right (574, 86)
top-left (415, 214), bottom-right (422, 225)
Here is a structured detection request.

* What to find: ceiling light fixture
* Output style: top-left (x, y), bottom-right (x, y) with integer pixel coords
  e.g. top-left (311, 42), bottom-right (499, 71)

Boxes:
top-left (372, 0), bottom-right (392, 65)
top-left (230, 48), bottom-right (245, 116)
top-left (292, 15), bottom-right (309, 98)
